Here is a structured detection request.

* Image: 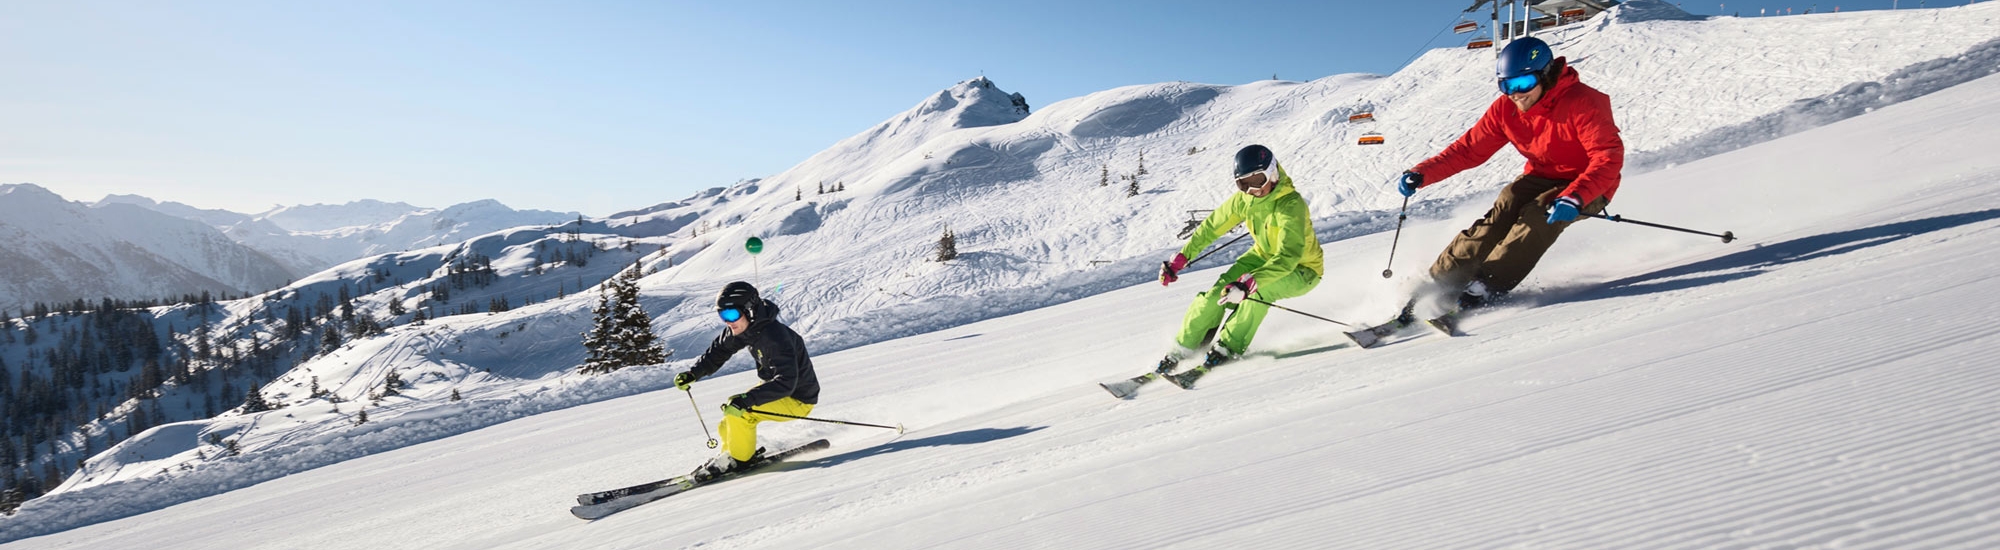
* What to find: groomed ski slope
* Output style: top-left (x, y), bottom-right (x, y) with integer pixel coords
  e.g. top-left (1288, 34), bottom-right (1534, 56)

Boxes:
top-left (12, 61), bottom-right (2000, 550)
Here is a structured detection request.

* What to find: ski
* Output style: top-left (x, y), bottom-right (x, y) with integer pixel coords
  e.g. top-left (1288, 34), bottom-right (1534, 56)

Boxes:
top-left (1100, 372), bottom-right (1160, 399)
top-left (1425, 312), bottom-right (1461, 337)
top-left (570, 438), bottom-right (832, 520)
top-left (1343, 318), bottom-right (1411, 349)
top-left (1165, 366), bottom-right (1210, 389)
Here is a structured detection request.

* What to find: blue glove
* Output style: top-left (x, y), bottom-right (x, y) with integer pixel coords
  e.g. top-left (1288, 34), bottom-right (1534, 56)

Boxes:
top-left (1547, 196), bottom-right (1581, 224)
top-left (674, 372), bottom-right (696, 391)
top-left (1396, 171), bottom-right (1423, 197)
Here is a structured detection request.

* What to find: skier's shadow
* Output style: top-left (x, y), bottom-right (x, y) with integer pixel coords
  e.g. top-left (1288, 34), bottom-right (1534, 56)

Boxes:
top-left (794, 426), bottom-right (1045, 469)
top-left (1570, 209), bottom-right (2000, 303)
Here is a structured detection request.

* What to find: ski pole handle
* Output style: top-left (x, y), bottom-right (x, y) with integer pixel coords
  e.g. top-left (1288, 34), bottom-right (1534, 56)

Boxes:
top-left (746, 408), bottom-right (906, 434)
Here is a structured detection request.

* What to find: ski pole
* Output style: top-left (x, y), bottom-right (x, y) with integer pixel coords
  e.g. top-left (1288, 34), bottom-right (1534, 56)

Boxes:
top-left (746, 408), bottom-right (906, 434)
top-left (686, 389), bottom-right (719, 449)
top-left (1584, 212), bottom-right (1736, 243)
top-left (1382, 196), bottom-right (1410, 278)
top-left (1244, 297), bottom-right (1354, 328)
top-left (1188, 232), bottom-right (1251, 266)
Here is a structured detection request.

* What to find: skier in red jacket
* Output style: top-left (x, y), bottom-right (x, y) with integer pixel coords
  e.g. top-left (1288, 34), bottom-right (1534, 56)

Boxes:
top-left (1396, 36), bottom-right (1623, 313)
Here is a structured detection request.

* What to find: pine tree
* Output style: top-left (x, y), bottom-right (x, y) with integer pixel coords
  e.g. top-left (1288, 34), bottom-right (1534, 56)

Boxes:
top-left (935, 225), bottom-right (959, 262)
top-left (353, 409), bottom-right (368, 426)
top-left (1136, 151), bottom-right (1148, 175)
top-left (0, 485), bottom-right (20, 515)
top-left (0, 434), bottom-right (16, 480)
top-left (580, 264), bottom-right (665, 374)
top-left (241, 383), bottom-right (273, 413)
top-left (380, 371), bottom-right (403, 397)
top-left (1100, 164), bottom-right (1110, 187)
top-left (1126, 173), bottom-right (1141, 197)
top-left (450, 388), bottom-right (462, 402)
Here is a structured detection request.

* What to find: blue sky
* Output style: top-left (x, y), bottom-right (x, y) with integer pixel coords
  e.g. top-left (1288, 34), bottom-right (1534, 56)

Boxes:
top-left (1, 0), bottom-right (1925, 216)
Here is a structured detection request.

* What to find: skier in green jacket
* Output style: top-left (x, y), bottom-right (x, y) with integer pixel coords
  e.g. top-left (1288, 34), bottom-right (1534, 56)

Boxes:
top-left (1155, 144), bottom-right (1326, 372)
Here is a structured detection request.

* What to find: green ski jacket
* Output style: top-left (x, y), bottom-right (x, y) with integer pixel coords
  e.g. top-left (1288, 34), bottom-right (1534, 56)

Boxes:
top-left (1178, 163), bottom-right (1325, 282)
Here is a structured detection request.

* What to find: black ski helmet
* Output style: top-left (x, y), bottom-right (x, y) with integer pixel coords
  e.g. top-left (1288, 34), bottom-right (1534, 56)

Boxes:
top-left (1233, 144), bottom-right (1274, 179)
top-left (716, 281), bottom-right (761, 321)
top-left (1496, 37), bottom-right (1555, 92)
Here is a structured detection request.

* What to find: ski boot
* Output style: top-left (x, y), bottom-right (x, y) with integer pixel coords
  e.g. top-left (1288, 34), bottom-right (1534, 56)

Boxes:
top-left (1156, 345), bottom-right (1199, 374)
top-left (693, 447), bottom-right (763, 480)
top-left (1202, 348), bottom-right (1237, 369)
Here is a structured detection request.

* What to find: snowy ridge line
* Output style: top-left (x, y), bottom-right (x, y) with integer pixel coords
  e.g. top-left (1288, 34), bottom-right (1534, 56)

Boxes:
top-left (1629, 36), bottom-right (2000, 174)
top-left (0, 363), bottom-right (681, 544)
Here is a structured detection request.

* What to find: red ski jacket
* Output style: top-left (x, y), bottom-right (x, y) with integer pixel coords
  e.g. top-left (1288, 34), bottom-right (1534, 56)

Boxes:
top-left (1411, 62), bottom-right (1624, 205)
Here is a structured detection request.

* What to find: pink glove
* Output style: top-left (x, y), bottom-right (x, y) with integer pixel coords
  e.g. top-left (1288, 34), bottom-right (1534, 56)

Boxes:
top-left (1218, 273), bottom-right (1257, 305)
top-left (1159, 253), bottom-right (1189, 286)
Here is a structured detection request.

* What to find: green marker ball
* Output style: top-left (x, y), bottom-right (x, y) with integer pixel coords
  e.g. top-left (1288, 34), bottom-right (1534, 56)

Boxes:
top-left (745, 237), bottom-right (764, 254)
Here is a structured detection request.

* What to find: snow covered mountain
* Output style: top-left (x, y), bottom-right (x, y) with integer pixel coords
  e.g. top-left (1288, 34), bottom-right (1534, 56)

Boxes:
top-left (0, 184), bottom-right (295, 314)
top-left (5, 1), bottom-right (2000, 543)
top-left (108, 197), bottom-right (584, 276)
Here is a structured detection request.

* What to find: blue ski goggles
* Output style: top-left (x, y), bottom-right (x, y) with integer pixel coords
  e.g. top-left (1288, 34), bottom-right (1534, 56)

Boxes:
top-left (718, 307), bottom-right (744, 323)
top-left (1499, 72), bottom-right (1542, 95)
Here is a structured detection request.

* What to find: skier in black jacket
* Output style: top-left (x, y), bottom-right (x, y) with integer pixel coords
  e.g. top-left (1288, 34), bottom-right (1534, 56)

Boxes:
top-left (674, 281), bottom-right (820, 476)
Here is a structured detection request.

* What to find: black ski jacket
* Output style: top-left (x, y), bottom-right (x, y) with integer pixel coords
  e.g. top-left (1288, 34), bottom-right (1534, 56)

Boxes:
top-left (686, 301), bottom-right (820, 406)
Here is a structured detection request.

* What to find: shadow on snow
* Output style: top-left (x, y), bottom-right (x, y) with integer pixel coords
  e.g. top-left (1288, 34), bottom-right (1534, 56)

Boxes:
top-left (1566, 208), bottom-right (2000, 304)
top-left (795, 426), bottom-right (1047, 470)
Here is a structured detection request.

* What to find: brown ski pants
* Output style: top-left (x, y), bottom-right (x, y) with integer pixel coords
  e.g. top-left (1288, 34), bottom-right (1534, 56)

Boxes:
top-left (1427, 174), bottom-right (1608, 294)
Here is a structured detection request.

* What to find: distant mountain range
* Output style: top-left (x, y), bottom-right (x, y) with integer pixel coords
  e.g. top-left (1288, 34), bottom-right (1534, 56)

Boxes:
top-left (0, 185), bottom-right (581, 313)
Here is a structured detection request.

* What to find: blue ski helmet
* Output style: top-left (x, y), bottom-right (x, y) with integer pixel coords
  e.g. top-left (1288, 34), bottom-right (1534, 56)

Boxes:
top-left (1496, 37), bottom-right (1555, 94)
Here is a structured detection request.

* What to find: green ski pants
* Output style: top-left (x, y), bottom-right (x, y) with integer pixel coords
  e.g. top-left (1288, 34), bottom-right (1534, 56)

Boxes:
top-left (1173, 260), bottom-right (1321, 355)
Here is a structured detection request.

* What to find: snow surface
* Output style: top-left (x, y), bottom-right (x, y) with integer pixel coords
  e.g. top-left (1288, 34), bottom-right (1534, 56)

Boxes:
top-left (7, 1), bottom-right (2000, 546)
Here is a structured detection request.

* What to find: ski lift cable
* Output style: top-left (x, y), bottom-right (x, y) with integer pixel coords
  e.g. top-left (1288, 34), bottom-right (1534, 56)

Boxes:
top-left (1362, 11), bottom-right (1474, 117)
top-left (1395, 12), bottom-right (1475, 71)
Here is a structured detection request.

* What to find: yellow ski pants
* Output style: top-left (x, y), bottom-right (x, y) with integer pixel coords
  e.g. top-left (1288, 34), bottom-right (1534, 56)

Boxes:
top-left (719, 397), bottom-right (814, 461)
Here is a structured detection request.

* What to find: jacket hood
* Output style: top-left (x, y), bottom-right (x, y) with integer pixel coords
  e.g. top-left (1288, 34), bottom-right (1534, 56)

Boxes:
top-left (1252, 162), bottom-right (1300, 203)
top-left (749, 299), bottom-right (783, 325)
